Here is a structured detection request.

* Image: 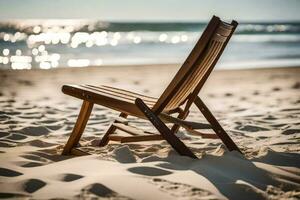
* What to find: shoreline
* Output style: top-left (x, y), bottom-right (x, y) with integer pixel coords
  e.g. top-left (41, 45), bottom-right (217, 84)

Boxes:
top-left (1, 62), bottom-right (300, 72)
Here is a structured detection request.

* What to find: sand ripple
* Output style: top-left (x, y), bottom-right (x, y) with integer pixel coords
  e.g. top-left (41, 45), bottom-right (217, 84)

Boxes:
top-left (0, 67), bottom-right (299, 199)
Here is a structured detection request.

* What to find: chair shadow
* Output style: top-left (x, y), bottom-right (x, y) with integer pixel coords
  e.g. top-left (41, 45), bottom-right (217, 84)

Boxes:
top-left (251, 151), bottom-right (300, 168)
top-left (148, 151), bottom-right (300, 200)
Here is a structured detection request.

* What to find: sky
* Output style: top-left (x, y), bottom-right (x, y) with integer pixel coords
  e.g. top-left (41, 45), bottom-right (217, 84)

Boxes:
top-left (0, 0), bottom-right (299, 22)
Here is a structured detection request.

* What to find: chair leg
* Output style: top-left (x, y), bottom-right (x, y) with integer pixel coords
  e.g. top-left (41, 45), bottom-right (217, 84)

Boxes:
top-left (62, 100), bottom-right (94, 155)
top-left (135, 98), bottom-right (197, 159)
top-left (194, 96), bottom-right (242, 153)
top-left (170, 110), bottom-right (189, 133)
top-left (98, 112), bottom-right (128, 147)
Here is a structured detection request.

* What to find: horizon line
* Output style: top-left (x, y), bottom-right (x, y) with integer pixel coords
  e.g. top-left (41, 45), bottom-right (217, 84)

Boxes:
top-left (0, 18), bottom-right (300, 24)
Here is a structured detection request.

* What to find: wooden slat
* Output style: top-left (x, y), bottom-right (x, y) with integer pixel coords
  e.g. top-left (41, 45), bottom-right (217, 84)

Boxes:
top-left (99, 112), bottom-right (128, 147)
top-left (85, 85), bottom-right (157, 103)
top-left (100, 85), bottom-right (157, 100)
top-left (64, 84), bottom-right (133, 103)
top-left (166, 40), bottom-right (223, 110)
top-left (152, 16), bottom-right (221, 114)
top-left (113, 122), bottom-right (145, 136)
top-left (121, 135), bottom-right (163, 143)
top-left (211, 34), bottom-right (227, 42)
top-left (184, 128), bottom-right (219, 139)
top-left (171, 41), bottom-right (218, 108)
top-left (159, 112), bottom-right (217, 139)
top-left (62, 85), bottom-right (158, 118)
top-left (79, 85), bottom-right (156, 105)
top-left (108, 135), bottom-right (163, 143)
top-left (185, 20), bottom-right (238, 106)
top-left (115, 116), bottom-right (129, 124)
top-left (152, 16), bottom-right (237, 115)
top-left (62, 100), bottom-right (93, 155)
top-left (108, 135), bottom-right (123, 141)
top-left (159, 113), bottom-right (212, 129)
top-left (64, 84), bottom-right (155, 106)
top-left (215, 24), bottom-right (232, 37)
top-left (175, 42), bottom-right (217, 105)
top-left (186, 41), bottom-right (222, 93)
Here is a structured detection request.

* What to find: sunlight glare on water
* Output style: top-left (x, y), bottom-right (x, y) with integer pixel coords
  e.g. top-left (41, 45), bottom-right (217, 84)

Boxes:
top-left (0, 20), bottom-right (300, 70)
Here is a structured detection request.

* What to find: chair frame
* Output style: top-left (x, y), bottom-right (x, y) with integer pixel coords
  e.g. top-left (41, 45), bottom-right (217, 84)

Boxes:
top-left (61, 16), bottom-right (242, 158)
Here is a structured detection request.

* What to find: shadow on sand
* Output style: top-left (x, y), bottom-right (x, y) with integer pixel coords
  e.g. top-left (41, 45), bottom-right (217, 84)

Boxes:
top-left (130, 150), bottom-right (300, 200)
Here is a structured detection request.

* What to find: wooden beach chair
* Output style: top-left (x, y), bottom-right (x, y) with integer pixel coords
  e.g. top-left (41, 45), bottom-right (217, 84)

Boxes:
top-left (61, 16), bottom-right (242, 158)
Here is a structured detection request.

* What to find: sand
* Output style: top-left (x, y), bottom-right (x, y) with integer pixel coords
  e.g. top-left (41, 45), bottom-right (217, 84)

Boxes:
top-left (0, 65), bottom-right (299, 199)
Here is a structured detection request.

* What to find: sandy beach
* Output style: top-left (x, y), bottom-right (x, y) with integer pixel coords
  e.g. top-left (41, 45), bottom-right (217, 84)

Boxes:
top-left (0, 65), bottom-right (299, 199)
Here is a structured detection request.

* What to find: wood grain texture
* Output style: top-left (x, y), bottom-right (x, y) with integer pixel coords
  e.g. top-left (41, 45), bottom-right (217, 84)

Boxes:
top-left (62, 100), bottom-right (93, 155)
top-left (61, 16), bottom-right (242, 156)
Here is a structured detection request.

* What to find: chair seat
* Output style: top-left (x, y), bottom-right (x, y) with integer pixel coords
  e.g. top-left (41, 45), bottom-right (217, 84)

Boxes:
top-left (62, 84), bottom-right (158, 117)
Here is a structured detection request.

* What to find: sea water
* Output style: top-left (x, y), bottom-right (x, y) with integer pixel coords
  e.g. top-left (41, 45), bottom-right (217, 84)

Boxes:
top-left (0, 20), bottom-right (300, 70)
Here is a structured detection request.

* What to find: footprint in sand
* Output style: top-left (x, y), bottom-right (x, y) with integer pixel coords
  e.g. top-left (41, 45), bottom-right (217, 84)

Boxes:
top-left (235, 125), bottom-right (269, 132)
top-left (17, 80), bottom-right (33, 86)
top-left (0, 132), bottom-right (10, 138)
top-left (29, 151), bottom-right (66, 162)
top-left (7, 133), bottom-right (27, 140)
top-left (1, 110), bottom-right (21, 115)
top-left (128, 166), bottom-right (172, 176)
top-left (291, 82), bottom-right (300, 89)
top-left (0, 193), bottom-right (28, 199)
top-left (272, 87), bottom-right (281, 91)
top-left (3, 120), bottom-right (19, 125)
top-left (112, 146), bottom-right (137, 163)
top-left (271, 123), bottom-right (287, 128)
top-left (0, 168), bottom-right (23, 177)
top-left (7, 99), bottom-right (16, 103)
top-left (234, 108), bottom-right (247, 112)
top-left (280, 108), bottom-right (300, 112)
top-left (282, 129), bottom-right (300, 135)
top-left (21, 162), bottom-right (44, 168)
top-left (45, 125), bottom-right (62, 131)
top-left (38, 119), bottom-right (58, 124)
top-left (60, 173), bottom-right (84, 182)
top-left (150, 178), bottom-right (213, 198)
top-left (0, 141), bottom-right (17, 148)
top-left (20, 126), bottom-right (50, 136)
top-left (81, 183), bottom-right (129, 199)
top-left (240, 97), bottom-right (247, 101)
top-left (133, 80), bottom-right (140, 85)
top-left (25, 139), bottom-right (57, 148)
top-left (21, 154), bottom-right (48, 163)
top-left (19, 113), bottom-right (44, 119)
top-left (0, 114), bottom-right (10, 120)
top-left (263, 115), bottom-right (277, 120)
top-left (22, 179), bottom-right (46, 193)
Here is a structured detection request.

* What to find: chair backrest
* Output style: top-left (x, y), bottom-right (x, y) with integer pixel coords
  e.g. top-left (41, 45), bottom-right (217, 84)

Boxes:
top-left (152, 16), bottom-right (238, 114)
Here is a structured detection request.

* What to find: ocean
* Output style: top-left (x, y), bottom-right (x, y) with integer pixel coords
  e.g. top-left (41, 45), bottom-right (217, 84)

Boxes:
top-left (0, 20), bottom-right (300, 70)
